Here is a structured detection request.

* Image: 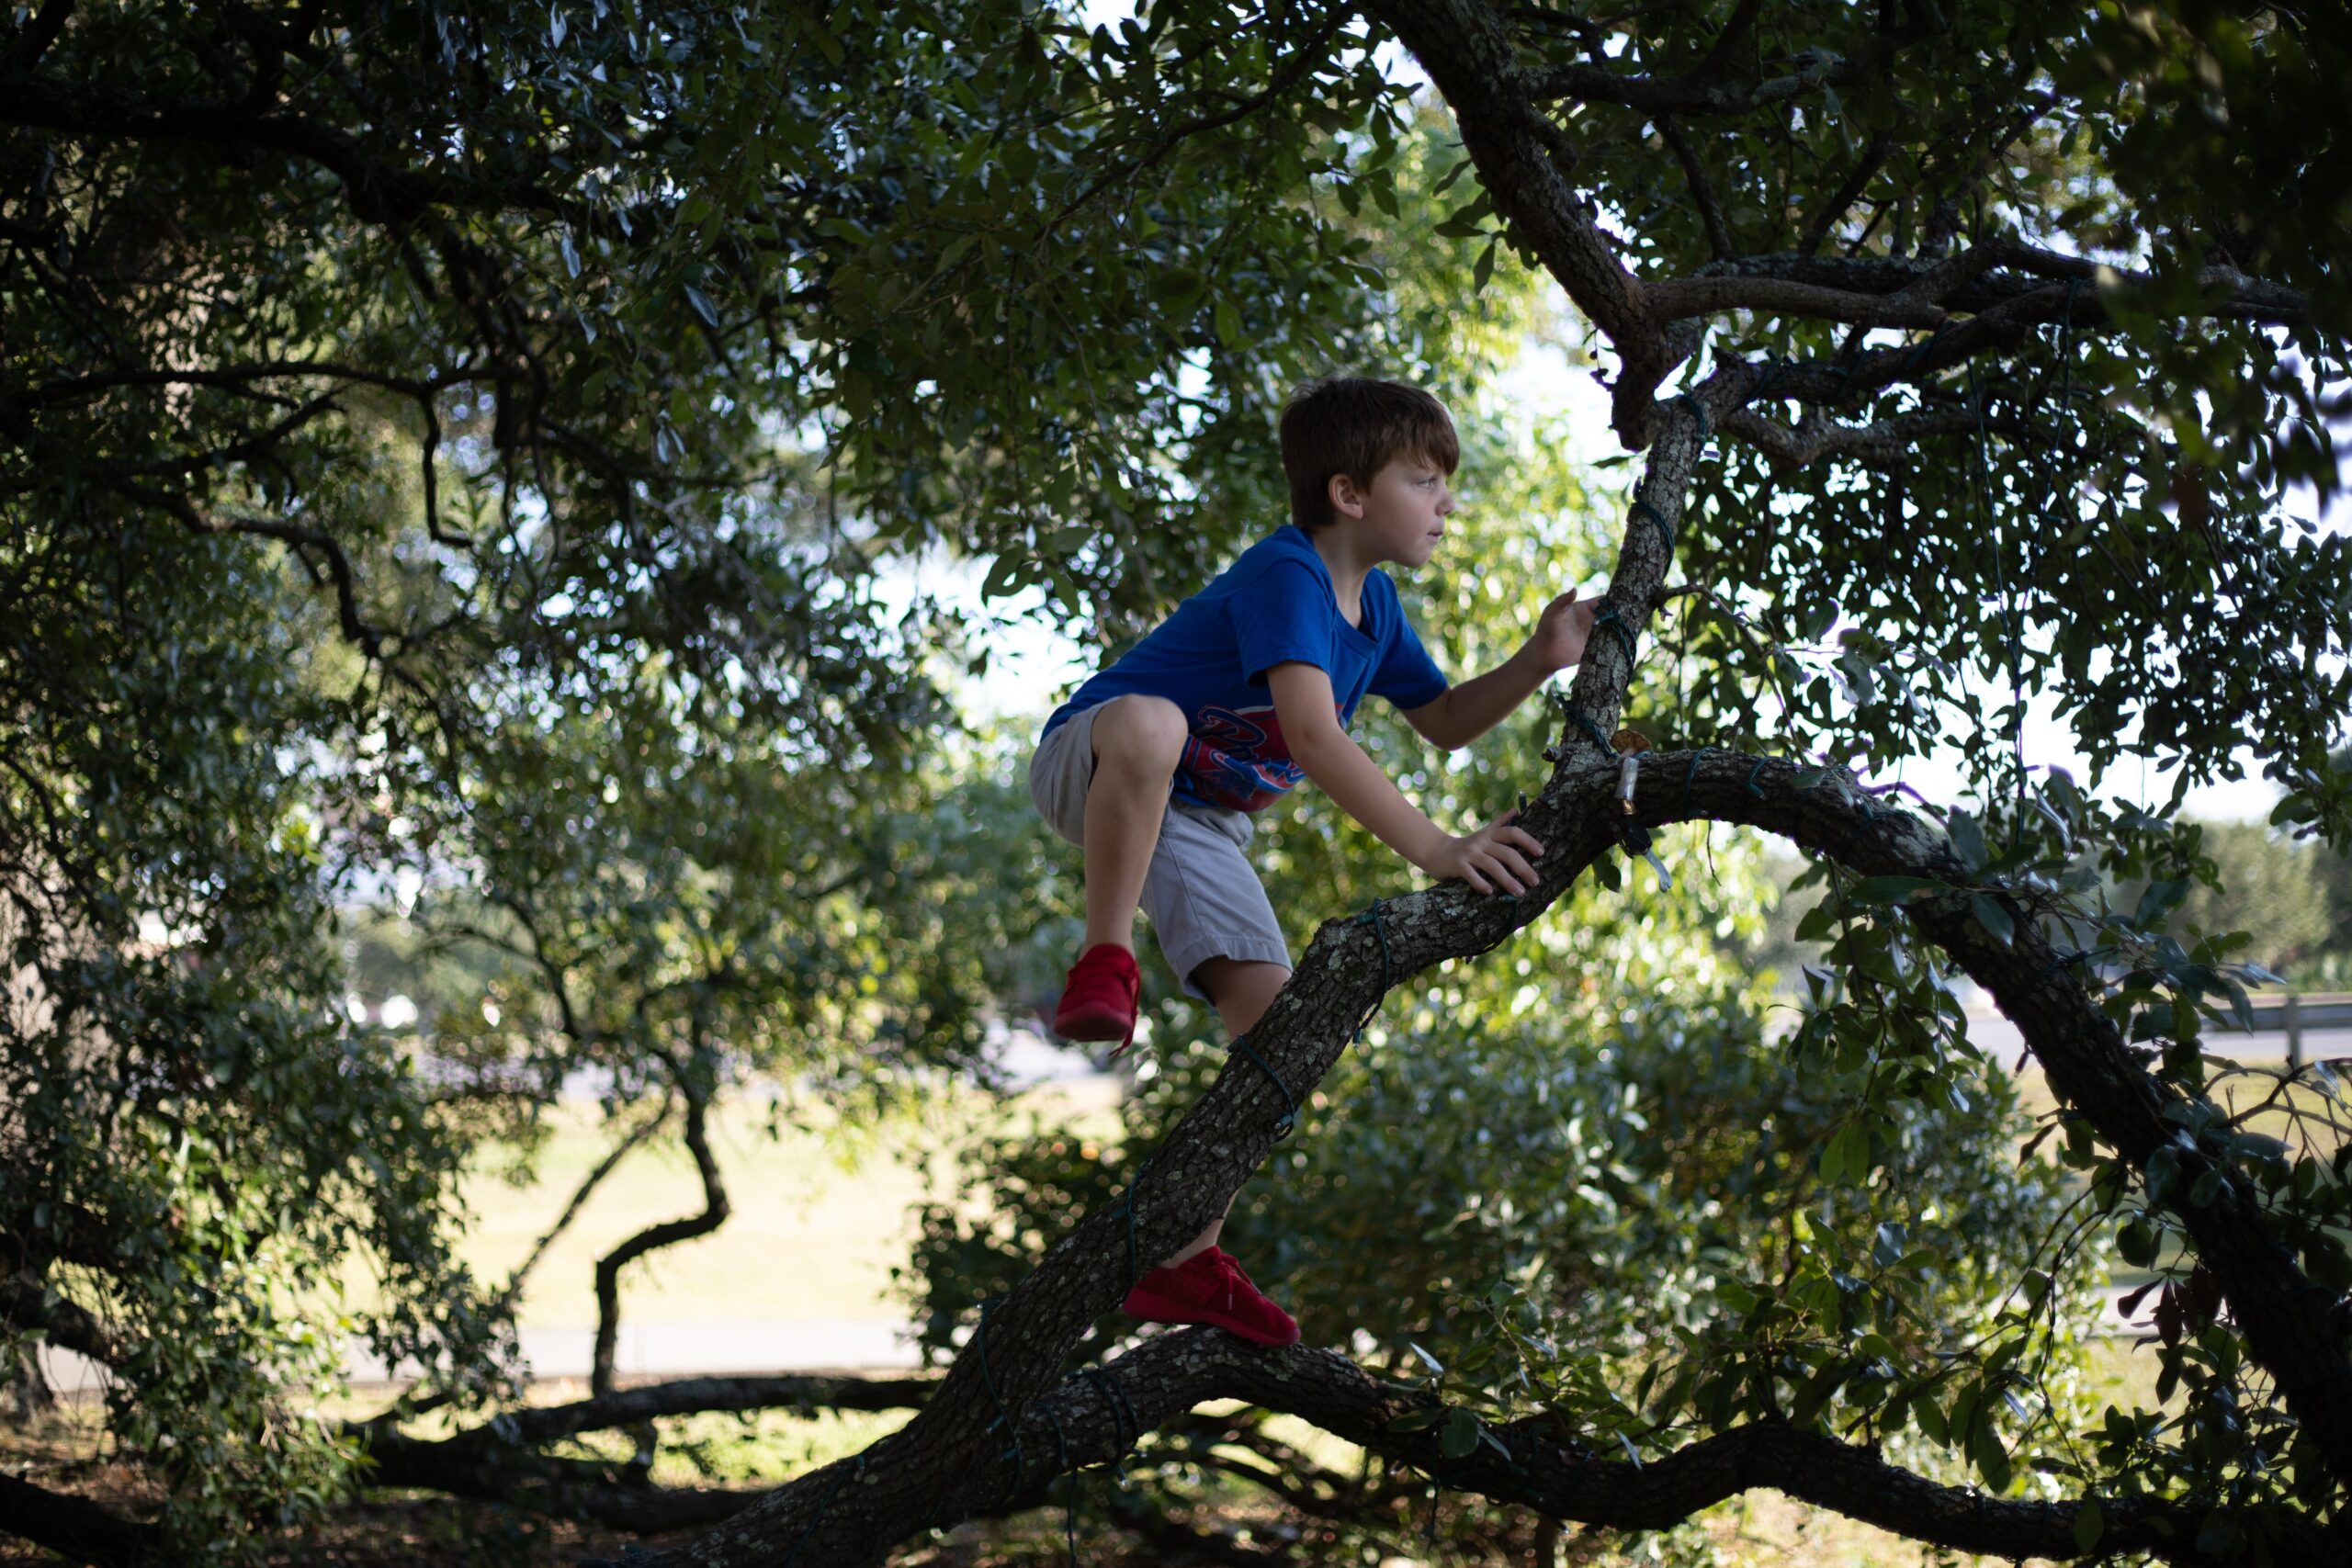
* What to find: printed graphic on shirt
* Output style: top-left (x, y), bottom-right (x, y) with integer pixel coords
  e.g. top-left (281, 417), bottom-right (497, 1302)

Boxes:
top-left (1176, 699), bottom-right (1343, 812)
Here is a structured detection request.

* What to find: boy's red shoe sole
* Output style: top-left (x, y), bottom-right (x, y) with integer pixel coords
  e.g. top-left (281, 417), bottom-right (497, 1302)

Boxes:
top-left (1052, 943), bottom-right (1140, 1046)
top-left (1052, 998), bottom-right (1135, 1042)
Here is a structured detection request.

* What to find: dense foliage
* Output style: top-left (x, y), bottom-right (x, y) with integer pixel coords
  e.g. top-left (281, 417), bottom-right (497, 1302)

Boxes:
top-left (3, 0), bottom-right (2349, 1562)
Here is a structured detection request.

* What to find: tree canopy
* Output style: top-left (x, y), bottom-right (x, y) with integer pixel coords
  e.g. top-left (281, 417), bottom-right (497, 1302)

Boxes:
top-left (4, 0), bottom-right (2350, 1563)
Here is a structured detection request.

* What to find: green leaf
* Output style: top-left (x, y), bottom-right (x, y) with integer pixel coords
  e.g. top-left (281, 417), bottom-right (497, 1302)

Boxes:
top-left (1849, 874), bottom-right (1938, 904)
top-left (2074, 1498), bottom-right (2105, 1553)
top-left (1824, 1122), bottom-right (1870, 1186)
top-left (1948, 808), bottom-right (1987, 872)
top-left (1972, 1422), bottom-right (2012, 1492)
top-left (1971, 894), bottom-right (2016, 946)
top-left (1211, 297), bottom-right (1242, 347)
top-left (2196, 1518), bottom-right (2242, 1557)
top-left (2136, 878), bottom-right (2189, 926)
top-left (683, 284), bottom-right (720, 328)
top-left (1150, 265), bottom-right (1204, 302)
top-left (933, 232), bottom-right (979, 276)
top-left (1440, 1406), bottom-right (1481, 1460)
top-left (1472, 238), bottom-right (1497, 294)
top-left (978, 552), bottom-right (1026, 600)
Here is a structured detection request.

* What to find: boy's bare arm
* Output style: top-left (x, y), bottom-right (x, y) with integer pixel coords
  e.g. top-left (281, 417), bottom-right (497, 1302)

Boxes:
top-left (1266, 661), bottom-right (1544, 897)
top-left (1401, 589), bottom-right (1595, 751)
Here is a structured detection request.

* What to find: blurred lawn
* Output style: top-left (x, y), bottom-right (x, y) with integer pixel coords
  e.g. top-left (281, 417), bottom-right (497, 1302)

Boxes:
top-left (437, 1077), bottom-right (1124, 1330)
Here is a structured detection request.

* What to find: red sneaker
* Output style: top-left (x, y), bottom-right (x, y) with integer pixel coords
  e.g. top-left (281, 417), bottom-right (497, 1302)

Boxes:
top-left (1122, 1247), bottom-right (1300, 1347)
top-left (1052, 943), bottom-right (1141, 1055)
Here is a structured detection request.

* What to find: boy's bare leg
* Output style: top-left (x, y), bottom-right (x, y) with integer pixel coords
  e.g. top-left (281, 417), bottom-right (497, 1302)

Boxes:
top-left (1082, 694), bottom-right (1187, 953)
top-left (1156, 957), bottom-right (1292, 1269)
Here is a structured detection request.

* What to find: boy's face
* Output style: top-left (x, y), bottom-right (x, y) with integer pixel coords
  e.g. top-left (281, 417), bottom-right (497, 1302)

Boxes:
top-left (1329, 454), bottom-right (1455, 569)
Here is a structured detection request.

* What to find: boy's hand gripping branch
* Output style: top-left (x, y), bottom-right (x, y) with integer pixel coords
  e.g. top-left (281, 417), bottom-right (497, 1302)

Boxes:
top-left (1267, 660), bottom-right (1546, 896)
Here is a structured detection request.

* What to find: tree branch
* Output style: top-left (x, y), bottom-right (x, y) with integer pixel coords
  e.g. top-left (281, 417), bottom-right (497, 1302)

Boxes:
top-left (0, 73), bottom-right (601, 234)
top-left (0, 0), bottom-right (74, 75)
top-left (1796, 128), bottom-right (1892, 256)
top-left (496, 1100), bottom-right (670, 1312)
top-left (351, 1372), bottom-right (938, 1532)
top-left (362, 1372), bottom-right (931, 1457)
top-left (0, 1277), bottom-right (119, 1367)
top-left (1715, 404), bottom-right (2051, 468)
top-left (0, 1471), bottom-right (163, 1568)
top-left (1525, 43), bottom-right (1853, 116)
top-left (1646, 273), bottom-right (1949, 327)
top-left (116, 480), bottom-right (392, 660)
top-left (590, 1061), bottom-right (728, 1396)
top-left (1655, 114), bottom-right (1736, 261)
top-left (1035, 11), bottom-right (1349, 244)
top-left (1374, 0), bottom-right (1659, 438)
top-left (650, 1329), bottom-right (2341, 1566)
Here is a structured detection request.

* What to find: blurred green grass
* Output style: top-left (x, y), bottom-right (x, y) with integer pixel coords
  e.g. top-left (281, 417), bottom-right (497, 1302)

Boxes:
top-left (424, 1077), bottom-right (1125, 1330)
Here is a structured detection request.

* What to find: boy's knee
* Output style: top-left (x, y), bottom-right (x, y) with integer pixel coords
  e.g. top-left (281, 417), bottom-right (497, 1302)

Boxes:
top-left (1092, 694), bottom-right (1187, 766)
top-left (1196, 958), bottom-right (1292, 1035)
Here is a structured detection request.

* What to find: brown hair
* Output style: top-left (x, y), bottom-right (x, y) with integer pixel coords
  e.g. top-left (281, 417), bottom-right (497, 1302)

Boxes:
top-left (1279, 378), bottom-right (1460, 529)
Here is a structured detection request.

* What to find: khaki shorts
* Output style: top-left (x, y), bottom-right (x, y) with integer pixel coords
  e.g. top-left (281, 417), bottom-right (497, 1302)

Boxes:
top-left (1029, 704), bottom-right (1293, 1000)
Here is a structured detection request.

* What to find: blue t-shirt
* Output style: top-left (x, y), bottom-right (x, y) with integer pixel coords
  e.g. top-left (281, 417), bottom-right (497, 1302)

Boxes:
top-left (1043, 525), bottom-right (1450, 812)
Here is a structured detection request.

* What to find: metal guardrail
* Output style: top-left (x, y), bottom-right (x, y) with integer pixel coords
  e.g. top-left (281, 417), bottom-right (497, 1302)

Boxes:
top-left (2224, 993), bottom-right (2352, 1069)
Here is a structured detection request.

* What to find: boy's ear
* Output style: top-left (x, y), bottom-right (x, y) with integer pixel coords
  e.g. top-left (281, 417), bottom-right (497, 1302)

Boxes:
top-left (1325, 470), bottom-right (1368, 521)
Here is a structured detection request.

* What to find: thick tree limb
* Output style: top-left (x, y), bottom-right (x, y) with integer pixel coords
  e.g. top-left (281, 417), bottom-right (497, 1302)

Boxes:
top-left (0, 73), bottom-right (597, 233)
top-left (638, 1329), bottom-right (2340, 1565)
top-left (357, 1433), bottom-right (757, 1534)
top-left (1523, 41), bottom-right (1882, 118)
top-left (0, 1276), bottom-right (119, 1366)
top-left (1646, 274), bottom-right (1950, 328)
top-left (349, 1373), bottom-right (937, 1534)
top-left (1364, 0), bottom-right (2312, 442)
top-left (377, 1371), bottom-right (935, 1453)
top-left (1692, 243), bottom-right (2309, 327)
top-left (0, 0), bottom-right (74, 75)
top-left (1715, 405), bottom-right (2050, 468)
top-left (1371, 0), bottom-right (1658, 434)
top-left (0, 1472), bottom-right (163, 1568)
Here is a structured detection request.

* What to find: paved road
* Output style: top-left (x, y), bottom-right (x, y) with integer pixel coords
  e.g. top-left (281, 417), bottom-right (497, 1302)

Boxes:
top-left (1963, 1010), bottom-right (2352, 1072)
top-left (38, 1317), bottom-right (927, 1398)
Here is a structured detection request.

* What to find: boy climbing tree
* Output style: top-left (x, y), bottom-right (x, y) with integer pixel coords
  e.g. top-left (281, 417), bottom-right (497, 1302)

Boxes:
top-left (1031, 376), bottom-right (1595, 1342)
